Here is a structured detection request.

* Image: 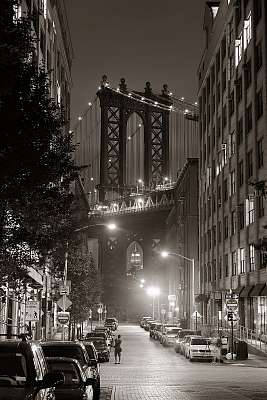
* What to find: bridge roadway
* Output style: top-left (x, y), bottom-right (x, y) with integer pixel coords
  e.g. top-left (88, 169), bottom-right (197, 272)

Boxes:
top-left (99, 324), bottom-right (267, 400)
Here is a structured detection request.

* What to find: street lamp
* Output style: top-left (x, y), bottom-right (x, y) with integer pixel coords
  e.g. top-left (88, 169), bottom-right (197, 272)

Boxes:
top-left (161, 251), bottom-right (195, 327)
top-left (146, 286), bottom-right (160, 320)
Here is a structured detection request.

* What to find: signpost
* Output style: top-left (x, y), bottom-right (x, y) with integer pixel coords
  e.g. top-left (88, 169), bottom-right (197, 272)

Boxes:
top-left (225, 292), bottom-right (239, 360)
top-left (57, 296), bottom-right (72, 311)
top-left (25, 301), bottom-right (40, 322)
top-left (57, 312), bottom-right (70, 325)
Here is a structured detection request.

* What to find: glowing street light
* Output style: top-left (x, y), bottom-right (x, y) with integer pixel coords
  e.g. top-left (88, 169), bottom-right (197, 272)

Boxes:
top-left (140, 278), bottom-right (145, 284)
top-left (146, 286), bottom-right (161, 319)
top-left (161, 251), bottom-right (169, 258)
top-left (107, 223), bottom-right (116, 231)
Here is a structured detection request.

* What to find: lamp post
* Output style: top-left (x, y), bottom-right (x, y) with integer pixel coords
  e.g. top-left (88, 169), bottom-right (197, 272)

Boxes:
top-left (146, 286), bottom-right (160, 319)
top-left (161, 251), bottom-right (195, 327)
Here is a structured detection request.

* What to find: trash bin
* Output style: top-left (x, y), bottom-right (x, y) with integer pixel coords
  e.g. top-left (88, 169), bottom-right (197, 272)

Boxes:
top-left (236, 340), bottom-right (248, 360)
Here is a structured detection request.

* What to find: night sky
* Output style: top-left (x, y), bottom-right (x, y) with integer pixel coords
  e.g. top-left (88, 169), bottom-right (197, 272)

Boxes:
top-left (65, 0), bottom-right (207, 122)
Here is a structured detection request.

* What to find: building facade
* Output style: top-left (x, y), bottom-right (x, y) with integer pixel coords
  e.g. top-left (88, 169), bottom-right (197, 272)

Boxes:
top-left (198, 0), bottom-right (267, 333)
top-left (164, 159), bottom-right (199, 328)
top-left (0, 0), bottom-right (73, 340)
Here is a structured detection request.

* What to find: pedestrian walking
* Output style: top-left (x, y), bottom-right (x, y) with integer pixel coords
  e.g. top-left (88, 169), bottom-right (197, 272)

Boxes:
top-left (114, 334), bottom-right (122, 364)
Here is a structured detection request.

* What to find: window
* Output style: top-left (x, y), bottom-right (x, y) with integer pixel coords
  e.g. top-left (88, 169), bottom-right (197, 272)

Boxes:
top-left (222, 36), bottom-right (226, 60)
top-left (229, 131), bottom-right (235, 156)
top-left (245, 60), bottom-right (252, 89)
top-left (224, 254), bottom-right (229, 277)
top-left (217, 116), bottom-right (221, 138)
top-left (236, 77), bottom-right (242, 103)
top-left (229, 91), bottom-right (234, 117)
top-left (235, 34), bottom-right (243, 66)
top-left (256, 89), bottom-right (263, 119)
top-left (243, 13), bottom-right (252, 49)
top-left (238, 160), bottom-right (244, 187)
top-left (216, 51), bottom-right (220, 72)
top-left (218, 257), bottom-right (222, 279)
top-left (258, 195), bottom-right (265, 218)
top-left (231, 210), bottom-right (237, 235)
top-left (224, 216), bottom-right (229, 239)
top-left (257, 138), bottom-right (264, 169)
top-left (247, 150), bottom-right (253, 178)
top-left (246, 197), bottom-right (255, 225)
top-left (235, 0), bottom-right (241, 25)
top-left (218, 221), bottom-right (222, 243)
top-left (217, 83), bottom-right (221, 104)
top-left (240, 248), bottom-right (246, 274)
top-left (239, 203), bottom-right (245, 230)
top-left (212, 225), bottom-right (216, 247)
top-left (228, 54), bottom-right (235, 79)
top-left (222, 105), bottom-right (227, 129)
top-left (218, 185), bottom-right (222, 207)
top-left (230, 170), bottom-right (236, 196)
top-left (232, 251), bottom-right (237, 276)
top-left (245, 103), bottom-right (252, 134)
top-left (237, 117), bottom-right (243, 145)
top-left (212, 260), bottom-right (217, 282)
top-left (255, 41), bottom-right (263, 71)
top-left (223, 178), bottom-right (228, 201)
top-left (249, 244), bottom-right (255, 271)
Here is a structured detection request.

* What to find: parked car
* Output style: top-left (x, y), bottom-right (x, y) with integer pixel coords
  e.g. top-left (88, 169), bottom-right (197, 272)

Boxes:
top-left (0, 339), bottom-right (63, 400)
top-left (93, 327), bottom-right (112, 346)
top-left (41, 341), bottom-right (100, 400)
top-left (180, 335), bottom-right (194, 356)
top-left (149, 321), bottom-right (160, 338)
top-left (86, 331), bottom-right (109, 347)
top-left (140, 316), bottom-right (152, 328)
top-left (161, 327), bottom-right (182, 346)
top-left (46, 357), bottom-right (94, 400)
top-left (185, 337), bottom-right (215, 362)
top-left (174, 330), bottom-right (201, 353)
top-left (88, 337), bottom-right (110, 362)
top-left (158, 325), bottom-right (179, 343)
top-left (104, 317), bottom-right (118, 331)
top-left (80, 342), bottom-right (100, 392)
top-left (153, 323), bottom-right (164, 341)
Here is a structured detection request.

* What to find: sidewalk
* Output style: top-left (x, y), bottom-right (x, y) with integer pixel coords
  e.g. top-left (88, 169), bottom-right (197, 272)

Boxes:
top-left (223, 353), bottom-right (267, 368)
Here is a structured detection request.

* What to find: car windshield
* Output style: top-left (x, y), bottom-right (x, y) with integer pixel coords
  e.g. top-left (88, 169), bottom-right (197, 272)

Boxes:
top-left (91, 339), bottom-right (106, 349)
top-left (178, 331), bottom-right (195, 338)
top-left (42, 346), bottom-right (86, 365)
top-left (105, 319), bottom-right (115, 323)
top-left (0, 353), bottom-right (28, 387)
top-left (166, 328), bottom-right (180, 334)
top-left (84, 345), bottom-right (95, 359)
top-left (191, 338), bottom-right (211, 345)
top-left (47, 361), bottom-right (81, 387)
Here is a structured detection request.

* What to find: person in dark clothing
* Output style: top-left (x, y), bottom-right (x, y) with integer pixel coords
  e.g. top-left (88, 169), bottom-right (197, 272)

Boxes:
top-left (114, 334), bottom-right (122, 364)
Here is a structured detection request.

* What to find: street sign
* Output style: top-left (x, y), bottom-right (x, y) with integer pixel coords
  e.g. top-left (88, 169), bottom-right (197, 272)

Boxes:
top-left (25, 301), bottom-right (40, 322)
top-left (227, 311), bottom-right (238, 322)
top-left (191, 311), bottom-right (202, 319)
top-left (57, 312), bottom-right (70, 325)
top-left (225, 292), bottom-right (239, 300)
top-left (226, 298), bottom-right (238, 311)
top-left (59, 283), bottom-right (70, 296)
top-left (168, 295), bottom-right (176, 302)
top-left (57, 296), bottom-right (72, 311)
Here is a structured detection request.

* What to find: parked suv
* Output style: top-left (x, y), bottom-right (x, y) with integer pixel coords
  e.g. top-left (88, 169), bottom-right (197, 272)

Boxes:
top-left (104, 317), bottom-right (118, 331)
top-left (41, 341), bottom-right (100, 400)
top-left (0, 339), bottom-right (63, 400)
top-left (161, 327), bottom-right (182, 346)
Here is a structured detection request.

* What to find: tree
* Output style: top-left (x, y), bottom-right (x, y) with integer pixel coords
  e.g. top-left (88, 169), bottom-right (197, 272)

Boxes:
top-left (0, 0), bottom-right (77, 282)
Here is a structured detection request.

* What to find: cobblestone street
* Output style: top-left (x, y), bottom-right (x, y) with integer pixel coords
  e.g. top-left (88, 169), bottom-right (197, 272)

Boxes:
top-left (100, 325), bottom-right (267, 400)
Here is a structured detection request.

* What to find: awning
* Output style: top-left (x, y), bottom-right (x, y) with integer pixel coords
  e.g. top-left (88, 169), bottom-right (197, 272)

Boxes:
top-left (195, 294), bottom-right (209, 303)
top-left (240, 285), bottom-right (254, 298)
top-left (260, 285), bottom-right (267, 297)
top-left (249, 283), bottom-right (266, 297)
top-left (233, 286), bottom-right (244, 295)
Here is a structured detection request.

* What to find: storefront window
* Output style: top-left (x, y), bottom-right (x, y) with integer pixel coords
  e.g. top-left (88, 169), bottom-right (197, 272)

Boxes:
top-left (256, 297), bottom-right (267, 334)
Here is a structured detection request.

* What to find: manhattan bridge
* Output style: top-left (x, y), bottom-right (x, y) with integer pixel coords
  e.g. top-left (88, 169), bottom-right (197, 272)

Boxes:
top-left (72, 75), bottom-right (199, 318)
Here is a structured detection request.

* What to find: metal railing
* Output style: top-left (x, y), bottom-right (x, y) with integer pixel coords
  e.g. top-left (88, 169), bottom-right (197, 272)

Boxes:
top-left (238, 325), bottom-right (267, 353)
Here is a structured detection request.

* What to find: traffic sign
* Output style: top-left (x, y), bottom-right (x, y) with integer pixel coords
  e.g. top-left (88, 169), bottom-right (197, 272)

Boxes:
top-left (59, 283), bottom-right (70, 296)
top-left (226, 298), bottom-right (238, 311)
top-left (25, 301), bottom-right (40, 322)
top-left (57, 296), bottom-right (72, 311)
top-left (226, 311), bottom-right (238, 322)
top-left (191, 311), bottom-right (202, 319)
top-left (225, 292), bottom-right (239, 299)
top-left (57, 312), bottom-right (70, 325)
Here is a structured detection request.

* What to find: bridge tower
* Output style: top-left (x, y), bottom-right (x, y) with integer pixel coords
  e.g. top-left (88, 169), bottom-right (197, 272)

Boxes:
top-left (97, 76), bottom-right (172, 201)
